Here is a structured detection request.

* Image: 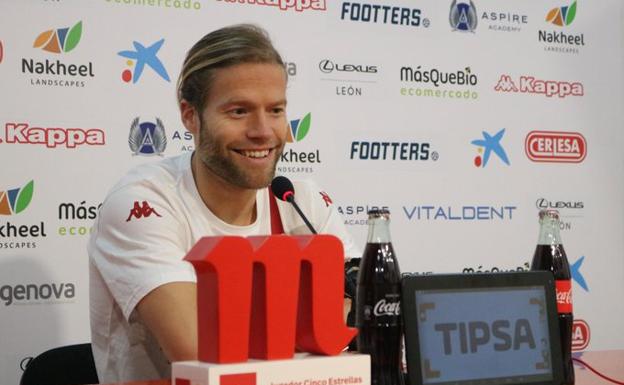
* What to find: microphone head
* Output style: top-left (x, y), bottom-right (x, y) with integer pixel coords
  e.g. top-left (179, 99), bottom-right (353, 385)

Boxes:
top-left (271, 176), bottom-right (295, 202)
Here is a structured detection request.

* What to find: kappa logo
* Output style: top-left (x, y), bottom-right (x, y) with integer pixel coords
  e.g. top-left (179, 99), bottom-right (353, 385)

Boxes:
top-left (287, 113), bottom-right (311, 142)
top-left (494, 75), bottom-right (583, 98)
top-left (319, 191), bottom-right (333, 207)
top-left (118, 39), bottom-right (170, 83)
top-left (546, 1), bottom-right (577, 27)
top-left (33, 21), bottom-right (82, 54)
top-left (126, 201), bottom-right (162, 222)
top-left (450, 0), bottom-right (478, 32)
top-left (128, 117), bottom-right (167, 156)
top-left (1, 122), bottom-right (105, 148)
top-left (0, 181), bottom-right (34, 216)
top-left (525, 131), bottom-right (586, 163)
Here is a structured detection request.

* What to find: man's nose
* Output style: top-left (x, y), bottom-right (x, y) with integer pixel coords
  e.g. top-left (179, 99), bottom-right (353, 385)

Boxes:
top-left (248, 111), bottom-right (275, 139)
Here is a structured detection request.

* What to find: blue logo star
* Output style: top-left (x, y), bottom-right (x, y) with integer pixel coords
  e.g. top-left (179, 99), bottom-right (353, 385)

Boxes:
top-left (571, 256), bottom-right (589, 292)
top-left (471, 128), bottom-right (510, 167)
top-left (118, 39), bottom-right (170, 83)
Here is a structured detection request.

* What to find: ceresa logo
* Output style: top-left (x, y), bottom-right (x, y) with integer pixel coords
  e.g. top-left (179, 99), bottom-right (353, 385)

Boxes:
top-left (525, 131), bottom-right (586, 163)
top-left (572, 319), bottom-right (590, 351)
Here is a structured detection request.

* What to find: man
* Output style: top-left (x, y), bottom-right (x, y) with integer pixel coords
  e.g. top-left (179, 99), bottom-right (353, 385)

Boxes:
top-left (88, 24), bottom-right (359, 383)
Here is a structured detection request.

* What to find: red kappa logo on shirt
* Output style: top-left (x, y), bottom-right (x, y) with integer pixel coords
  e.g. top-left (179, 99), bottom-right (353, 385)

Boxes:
top-left (319, 191), bottom-right (333, 207)
top-left (126, 201), bottom-right (162, 222)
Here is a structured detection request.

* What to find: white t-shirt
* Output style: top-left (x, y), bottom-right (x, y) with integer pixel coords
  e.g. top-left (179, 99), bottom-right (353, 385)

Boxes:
top-left (88, 152), bottom-right (359, 384)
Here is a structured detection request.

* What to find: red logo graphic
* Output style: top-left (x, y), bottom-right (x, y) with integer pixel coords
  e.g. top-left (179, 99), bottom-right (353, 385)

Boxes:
top-left (1, 122), bottom-right (105, 148)
top-left (220, 373), bottom-right (256, 385)
top-left (555, 280), bottom-right (573, 313)
top-left (525, 131), bottom-right (587, 163)
top-left (126, 201), bottom-right (162, 222)
top-left (494, 75), bottom-right (583, 98)
top-left (185, 235), bottom-right (356, 363)
top-left (572, 319), bottom-right (590, 351)
top-left (320, 191), bottom-right (333, 207)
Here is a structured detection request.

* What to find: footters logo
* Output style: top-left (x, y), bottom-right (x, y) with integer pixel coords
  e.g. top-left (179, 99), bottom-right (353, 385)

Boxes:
top-left (525, 131), bottom-right (586, 163)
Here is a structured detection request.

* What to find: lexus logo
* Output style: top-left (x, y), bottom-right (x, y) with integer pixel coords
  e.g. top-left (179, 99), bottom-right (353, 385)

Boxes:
top-left (318, 59), bottom-right (378, 74)
top-left (319, 59), bottom-right (335, 73)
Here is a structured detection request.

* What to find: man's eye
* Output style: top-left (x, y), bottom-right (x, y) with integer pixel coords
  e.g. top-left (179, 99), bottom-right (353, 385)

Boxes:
top-left (230, 108), bottom-right (247, 116)
top-left (271, 108), bottom-right (285, 115)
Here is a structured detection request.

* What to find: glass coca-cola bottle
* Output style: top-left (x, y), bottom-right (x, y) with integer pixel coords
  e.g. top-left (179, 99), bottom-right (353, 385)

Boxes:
top-left (530, 209), bottom-right (574, 385)
top-left (356, 209), bottom-right (404, 385)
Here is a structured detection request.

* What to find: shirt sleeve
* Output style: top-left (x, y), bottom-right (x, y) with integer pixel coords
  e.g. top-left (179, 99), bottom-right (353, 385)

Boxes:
top-left (88, 183), bottom-right (196, 321)
top-left (285, 180), bottom-right (362, 260)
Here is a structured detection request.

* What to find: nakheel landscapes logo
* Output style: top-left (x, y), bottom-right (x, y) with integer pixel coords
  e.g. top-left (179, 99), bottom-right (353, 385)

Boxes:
top-left (22, 21), bottom-right (95, 87)
top-left (539, 1), bottom-right (585, 54)
top-left (278, 113), bottom-right (321, 174)
top-left (0, 180), bottom-right (46, 249)
top-left (216, 0), bottom-right (326, 12)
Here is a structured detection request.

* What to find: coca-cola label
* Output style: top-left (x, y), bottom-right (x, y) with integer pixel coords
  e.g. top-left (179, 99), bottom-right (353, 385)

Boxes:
top-left (373, 298), bottom-right (401, 316)
top-left (555, 279), bottom-right (573, 313)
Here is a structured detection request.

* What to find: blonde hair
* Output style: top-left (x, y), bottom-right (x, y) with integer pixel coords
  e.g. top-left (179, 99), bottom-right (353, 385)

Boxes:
top-left (177, 24), bottom-right (285, 111)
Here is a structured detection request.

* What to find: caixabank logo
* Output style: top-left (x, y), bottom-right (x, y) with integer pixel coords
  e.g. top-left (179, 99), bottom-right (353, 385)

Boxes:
top-left (128, 117), bottom-right (167, 156)
top-left (216, 0), bottom-right (325, 12)
top-left (22, 21), bottom-right (95, 87)
top-left (525, 131), bottom-right (586, 163)
top-left (0, 122), bottom-right (105, 149)
top-left (341, 2), bottom-right (430, 28)
top-left (0, 181), bottom-right (46, 249)
top-left (277, 113), bottom-right (321, 174)
top-left (118, 39), bottom-right (170, 84)
top-left (539, 1), bottom-right (585, 54)
top-left (494, 74), bottom-right (583, 99)
top-left (471, 129), bottom-right (510, 168)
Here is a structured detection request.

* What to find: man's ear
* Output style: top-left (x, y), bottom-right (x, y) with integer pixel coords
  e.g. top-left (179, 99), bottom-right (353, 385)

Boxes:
top-left (180, 100), bottom-right (200, 136)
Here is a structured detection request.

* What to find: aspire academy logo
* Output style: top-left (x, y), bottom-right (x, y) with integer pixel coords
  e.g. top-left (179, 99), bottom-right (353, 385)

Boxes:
top-left (525, 131), bottom-right (586, 163)
top-left (0, 181), bottom-right (34, 216)
top-left (33, 21), bottom-right (82, 54)
top-left (471, 129), bottom-right (510, 167)
top-left (287, 113), bottom-right (311, 142)
top-left (129, 117), bottom-right (167, 156)
top-left (1, 122), bottom-right (105, 148)
top-left (546, 1), bottom-right (577, 27)
top-left (118, 39), bottom-right (170, 83)
top-left (450, 0), bottom-right (477, 32)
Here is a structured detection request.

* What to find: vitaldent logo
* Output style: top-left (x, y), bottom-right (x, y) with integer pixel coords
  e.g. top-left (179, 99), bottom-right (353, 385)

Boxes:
top-left (277, 113), bottom-right (320, 174)
top-left (22, 21), bottom-right (94, 87)
top-left (0, 282), bottom-right (76, 306)
top-left (471, 129), bottom-right (510, 168)
top-left (525, 131), bottom-right (586, 163)
top-left (118, 39), bottom-right (170, 83)
top-left (403, 204), bottom-right (517, 221)
top-left (57, 200), bottom-right (101, 236)
top-left (216, 0), bottom-right (325, 12)
top-left (400, 66), bottom-right (478, 100)
top-left (494, 75), bottom-right (583, 98)
top-left (341, 2), bottom-right (429, 28)
top-left (105, 0), bottom-right (202, 10)
top-left (1, 122), bottom-right (105, 148)
top-left (539, 1), bottom-right (585, 54)
top-left (129, 117), bottom-right (167, 156)
top-left (0, 181), bottom-right (46, 249)
top-left (450, 0), bottom-right (477, 32)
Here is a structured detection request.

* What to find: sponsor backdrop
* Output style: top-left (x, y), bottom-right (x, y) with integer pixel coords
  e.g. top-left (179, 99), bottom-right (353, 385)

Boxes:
top-left (0, 0), bottom-right (622, 383)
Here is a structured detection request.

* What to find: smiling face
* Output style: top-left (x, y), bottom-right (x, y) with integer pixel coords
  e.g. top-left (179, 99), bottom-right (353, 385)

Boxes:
top-left (193, 62), bottom-right (288, 190)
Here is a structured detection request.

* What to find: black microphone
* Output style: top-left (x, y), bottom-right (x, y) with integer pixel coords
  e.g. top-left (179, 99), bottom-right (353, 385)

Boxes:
top-left (270, 176), bottom-right (317, 234)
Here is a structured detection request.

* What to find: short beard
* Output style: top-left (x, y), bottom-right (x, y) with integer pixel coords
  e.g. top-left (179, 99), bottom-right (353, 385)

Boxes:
top-left (196, 119), bottom-right (283, 189)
